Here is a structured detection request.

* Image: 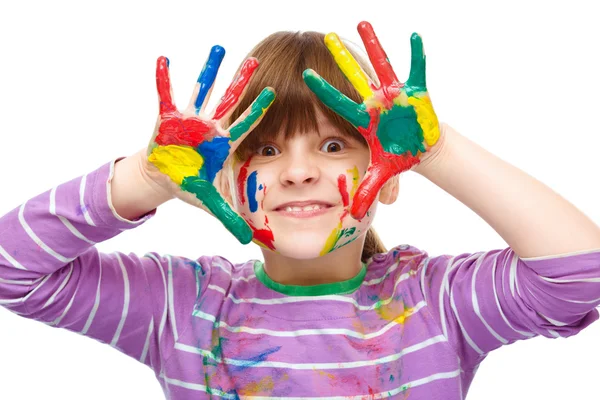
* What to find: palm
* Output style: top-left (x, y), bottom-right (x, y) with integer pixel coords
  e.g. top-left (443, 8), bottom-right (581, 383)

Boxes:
top-left (304, 22), bottom-right (440, 220)
top-left (147, 47), bottom-right (275, 244)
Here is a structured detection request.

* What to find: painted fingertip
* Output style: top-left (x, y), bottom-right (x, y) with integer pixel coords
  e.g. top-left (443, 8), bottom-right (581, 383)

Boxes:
top-left (211, 44), bottom-right (226, 56)
top-left (411, 32), bottom-right (423, 45)
top-left (245, 57), bottom-right (259, 69)
top-left (324, 32), bottom-right (341, 47)
top-left (257, 86), bottom-right (276, 107)
top-left (357, 21), bottom-right (373, 32)
top-left (302, 68), bottom-right (316, 79)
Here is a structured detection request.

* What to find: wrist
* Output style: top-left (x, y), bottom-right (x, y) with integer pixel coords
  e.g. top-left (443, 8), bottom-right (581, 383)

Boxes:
top-left (412, 122), bottom-right (453, 178)
top-left (111, 149), bottom-right (173, 221)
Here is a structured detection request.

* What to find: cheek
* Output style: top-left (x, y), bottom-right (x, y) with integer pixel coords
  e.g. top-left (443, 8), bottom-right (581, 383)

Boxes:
top-left (233, 163), bottom-right (274, 214)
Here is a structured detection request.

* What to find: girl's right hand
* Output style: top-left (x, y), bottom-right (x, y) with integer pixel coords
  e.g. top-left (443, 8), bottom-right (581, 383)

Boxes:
top-left (143, 46), bottom-right (275, 244)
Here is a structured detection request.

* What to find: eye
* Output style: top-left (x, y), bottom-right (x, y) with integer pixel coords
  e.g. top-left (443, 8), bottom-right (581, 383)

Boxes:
top-left (321, 138), bottom-right (346, 153)
top-left (256, 144), bottom-right (280, 157)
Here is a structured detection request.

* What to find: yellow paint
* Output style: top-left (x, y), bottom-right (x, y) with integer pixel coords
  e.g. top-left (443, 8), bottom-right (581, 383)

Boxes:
top-left (374, 298), bottom-right (414, 325)
top-left (347, 166), bottom-right (360, 199)
top-left (148, 145), bottom-right (203, 185)
top-left (320, 220), bottom-right (343, 256)
top-left (407, 95), bottom-right (440, 146)
top-left (238, 375), bottom-right (275, 395)
top-left (324, 33), bottom-right (373, 100)
top-left (314, 368), bottom-right (336, 380)
top-left (392, 91), bottom-right (411, 108)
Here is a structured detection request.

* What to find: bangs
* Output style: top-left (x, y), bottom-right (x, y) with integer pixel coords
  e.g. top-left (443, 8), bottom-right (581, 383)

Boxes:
top-left (228, 31), bottom-right (372, 160)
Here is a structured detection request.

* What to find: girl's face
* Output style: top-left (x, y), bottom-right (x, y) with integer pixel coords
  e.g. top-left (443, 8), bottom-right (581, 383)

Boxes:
top-left (226, 113), bottom-right (391, 259)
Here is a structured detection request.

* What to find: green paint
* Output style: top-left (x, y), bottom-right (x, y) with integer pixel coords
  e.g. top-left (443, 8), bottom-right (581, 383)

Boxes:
top-left (229, 87), bottom-right (275, 141)
top-left (406, 33), bottom-right (426, 90)
top-left (181, 176), bottom-right (253, 244)
top-left (303, 69), bottom-right (370, 128)
top-left (390, 374), bottom-right (395, 382)
top-left (377, 105), bottom-right (426, 157)
top-left (331, 228), bottom-right (358, 253)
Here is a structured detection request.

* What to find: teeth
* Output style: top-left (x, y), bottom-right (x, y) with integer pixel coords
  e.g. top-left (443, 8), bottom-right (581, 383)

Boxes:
top-left (284, 204), bottom-right (323, 212)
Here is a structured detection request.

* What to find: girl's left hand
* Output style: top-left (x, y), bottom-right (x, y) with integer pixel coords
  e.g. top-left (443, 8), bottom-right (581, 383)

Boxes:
top-left (303, 21), bottom-right (441, 220)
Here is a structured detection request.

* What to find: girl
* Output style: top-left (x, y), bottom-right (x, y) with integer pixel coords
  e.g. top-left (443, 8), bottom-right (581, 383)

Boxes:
top-left (1, 21), bottom-right (600, 399)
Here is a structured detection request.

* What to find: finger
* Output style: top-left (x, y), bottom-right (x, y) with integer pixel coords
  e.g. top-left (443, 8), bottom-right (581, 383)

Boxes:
top-left (303, 69), bottom-right (370, 129)
top-left (212, 57), bottom-right (259, 121)
top-left (350, 167), bottom-right (393, 220)
top-left (324, 32), bottom-right (374, 101)
top-left (189, 45), bottom-right (226, 115)
top-left (406, 33), bottom-right (427, 89)
top-left (357, 21), bottom-right (398, 90)
top-left (156, 56), bottom-right (176, 114)
top-left (181, 176), bottom-right (253, 244)
top-left (227, 87), bottom-right (276, 145)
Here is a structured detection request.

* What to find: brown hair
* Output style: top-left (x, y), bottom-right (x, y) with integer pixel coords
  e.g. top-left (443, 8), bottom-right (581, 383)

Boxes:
top-left (227, 31), bottom-right (387, 262)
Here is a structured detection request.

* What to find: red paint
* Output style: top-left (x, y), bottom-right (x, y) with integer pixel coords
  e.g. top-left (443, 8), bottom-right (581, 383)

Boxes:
top-left (156, 57), bottom-right (176, 114)
top-left (237, 157), bottom-right (252, 206)
top-left (337, 174), bottom-right (349, 207)
top-left (156, 115), bottom-right (212, 147)
top-left (155, 56), bottom-right (213, 147)
top-left (350, 109), bottom-right (419, 220)
top-left (358, 22), bottom-right (403, 104)
top-left (248, 217), bottom-right (275, 251)
top-left (213, 57), bottom-right (259, 120)
top-left (260, 184), bottom-right (267, 211)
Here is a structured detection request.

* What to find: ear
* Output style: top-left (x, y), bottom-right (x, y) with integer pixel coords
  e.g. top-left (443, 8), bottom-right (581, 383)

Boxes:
top-left (378, 174), bottom-right (399, 205)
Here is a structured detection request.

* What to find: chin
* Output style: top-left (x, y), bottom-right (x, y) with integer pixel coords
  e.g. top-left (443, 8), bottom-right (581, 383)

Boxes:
top-left (268, 230), bottom-right (335, 260)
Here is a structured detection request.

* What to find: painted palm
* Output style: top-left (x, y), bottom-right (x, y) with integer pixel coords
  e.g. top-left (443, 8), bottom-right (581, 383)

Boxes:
top-left (303, 22), bottom-right (440, 220)
top-left (147, 46), bottom-right (275, 244)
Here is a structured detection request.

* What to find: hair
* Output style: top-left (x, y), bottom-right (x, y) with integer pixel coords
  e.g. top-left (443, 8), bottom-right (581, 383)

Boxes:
top-left (226, 31), bottom-right (387, 262)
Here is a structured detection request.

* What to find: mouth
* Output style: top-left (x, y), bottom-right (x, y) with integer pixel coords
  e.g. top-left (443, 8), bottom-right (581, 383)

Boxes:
top-left (273, 203), bottom-right (336, 219)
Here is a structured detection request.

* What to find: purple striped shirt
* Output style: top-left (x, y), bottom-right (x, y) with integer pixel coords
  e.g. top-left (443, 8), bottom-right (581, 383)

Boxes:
top-left (1, 158), bottom-right (599, 399)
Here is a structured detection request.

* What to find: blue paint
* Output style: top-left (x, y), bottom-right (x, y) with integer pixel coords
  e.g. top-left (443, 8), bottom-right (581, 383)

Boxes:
top-left (247, 171), bottom-right (258, 212)
top-left (198, 136), bottom-right (230, 183)
top-left (166, 57), bottom-right (170, 68)
top-left (231, 346), bottom-right (281, 372)
top-left (258, 184), bottom-right (263, 191)
top-left (194, 45), bottom-right (225, 114)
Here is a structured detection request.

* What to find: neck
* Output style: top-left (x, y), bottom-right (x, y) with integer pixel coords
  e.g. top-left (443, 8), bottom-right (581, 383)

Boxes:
top-left (260, 235), bottom-right (367, 286)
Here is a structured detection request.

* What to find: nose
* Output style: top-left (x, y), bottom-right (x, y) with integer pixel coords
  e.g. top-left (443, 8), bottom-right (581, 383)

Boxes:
top-left (279, 152), bottom-right (321, 187)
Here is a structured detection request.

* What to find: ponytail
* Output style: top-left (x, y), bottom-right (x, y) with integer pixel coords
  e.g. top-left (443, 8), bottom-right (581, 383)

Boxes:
top-left (362, 227), bottom-right (387, 263)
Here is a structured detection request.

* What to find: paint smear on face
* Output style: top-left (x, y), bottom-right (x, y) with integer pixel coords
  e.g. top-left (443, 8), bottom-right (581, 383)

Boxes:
top-left (247, 170), bottom-right (259, 212)
top-left (338, 174), bottom-right (349, 207)
top-left (237, 157), bottom-right (252, 206)
top-left (248, 216), bottom-right (276, 251)
top-left (320, 221), bottom-right (357, 256)
top-left (348, 166), bottom-right (359, 198)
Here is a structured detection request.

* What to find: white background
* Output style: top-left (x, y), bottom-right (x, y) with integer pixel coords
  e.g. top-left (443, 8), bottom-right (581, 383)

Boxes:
top-left (1, 0), bottom-right (599, 398)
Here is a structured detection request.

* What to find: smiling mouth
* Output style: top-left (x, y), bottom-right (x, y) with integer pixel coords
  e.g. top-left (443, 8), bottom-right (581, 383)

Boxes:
top-left (274, 204), bottom-right (335, 218)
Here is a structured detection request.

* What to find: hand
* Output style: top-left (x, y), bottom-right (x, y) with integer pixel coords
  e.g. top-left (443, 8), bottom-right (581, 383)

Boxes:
top-left (303, 21), bottom-right (440, 220)
top-left (143, 46), bottom-right (275, 244)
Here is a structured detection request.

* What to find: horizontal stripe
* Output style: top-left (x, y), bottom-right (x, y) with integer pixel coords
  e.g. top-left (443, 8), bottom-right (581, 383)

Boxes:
top-left (194, 300), bottom-right (427, 340)
top-left (159, 367), bottom-right (460, 399)
top-left (174, 333), bottom-right (446, 370)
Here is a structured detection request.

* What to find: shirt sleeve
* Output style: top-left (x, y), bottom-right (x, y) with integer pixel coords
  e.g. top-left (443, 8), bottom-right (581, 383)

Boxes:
top-left (0, 158), bottom-right (205, 373)
top-left (419, 246), bottom-right (600, 370)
